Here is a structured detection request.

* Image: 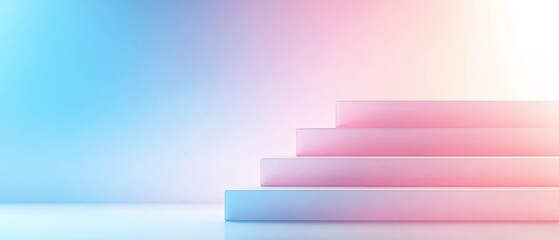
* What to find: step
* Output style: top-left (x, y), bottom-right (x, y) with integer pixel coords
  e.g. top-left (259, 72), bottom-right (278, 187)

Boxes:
top-left (296, 128), bottom-right (559, 156)
top-left (261, 157), bottom-right (559, 187)
top-left (336, 101), bottom-right (559, 128)
top-left (225, 187), bottom-right (559, 221)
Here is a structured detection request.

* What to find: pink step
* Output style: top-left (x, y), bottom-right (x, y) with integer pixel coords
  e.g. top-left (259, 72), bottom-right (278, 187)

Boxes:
top-left (261, 157), bottom-right (559, 187)
top-left (336, 101), bottom-right (559, 128)
top-left (225, 187), bottom-right (559, 221)
top-left (296, 128), bottom-right (559, 156)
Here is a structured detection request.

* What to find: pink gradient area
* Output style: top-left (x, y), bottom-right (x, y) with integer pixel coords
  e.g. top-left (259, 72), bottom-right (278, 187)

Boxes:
top-left (296, 128), bottom-right (559, 156)
top-left (260, 157), bottom-right (559, 187)
top-left (225, 187), bottom-right (559, 221)
top-left (336, 101), bottom-right (559, 128)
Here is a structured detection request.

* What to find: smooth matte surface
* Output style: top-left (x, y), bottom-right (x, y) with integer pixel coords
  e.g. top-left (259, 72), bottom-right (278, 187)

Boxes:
top-left (296, 128), bottom-right (559, 156)
top-left (261, 157), bottom-right (559, 187)
top-left (336, 101), bottom-right (559, 128)
top-left (226, 187), bottom-right (559, 221)
top-left (2, 204), bottom-right (559, 240)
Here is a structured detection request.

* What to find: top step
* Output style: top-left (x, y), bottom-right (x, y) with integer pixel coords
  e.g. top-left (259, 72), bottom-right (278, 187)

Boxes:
top-left (336, 101), bottom-right (559, 128)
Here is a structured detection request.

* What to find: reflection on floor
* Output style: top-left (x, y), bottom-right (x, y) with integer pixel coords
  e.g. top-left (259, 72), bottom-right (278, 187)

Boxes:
top-left (1, 204), bottom-right (558, 240)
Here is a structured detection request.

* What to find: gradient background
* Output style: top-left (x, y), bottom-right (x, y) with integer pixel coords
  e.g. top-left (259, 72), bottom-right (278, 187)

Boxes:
top-left (1, 0), bottom-right (559, 203)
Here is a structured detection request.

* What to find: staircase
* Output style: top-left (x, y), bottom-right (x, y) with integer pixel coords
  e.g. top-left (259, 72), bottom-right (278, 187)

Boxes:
top-left (225, 101), bottom-right (559, 221)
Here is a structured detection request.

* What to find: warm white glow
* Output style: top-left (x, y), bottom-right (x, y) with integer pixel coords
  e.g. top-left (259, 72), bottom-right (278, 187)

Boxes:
top-left (499, 0), bottom-right (559, 99)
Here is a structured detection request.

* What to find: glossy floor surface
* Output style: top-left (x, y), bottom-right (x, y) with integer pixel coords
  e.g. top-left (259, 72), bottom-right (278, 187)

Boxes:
top-left (1, 204), bottom-right (559, 240)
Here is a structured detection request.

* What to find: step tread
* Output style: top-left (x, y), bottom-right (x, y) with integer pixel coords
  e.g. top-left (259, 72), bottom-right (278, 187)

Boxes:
top-left (261, 157), bottom-right (559, 187)
top-left (226, 187), bottom-right (559, 221)
top-left (336, 101), bottom-right (559, 128)
top-left (296, 128), bottom-right (559, 156)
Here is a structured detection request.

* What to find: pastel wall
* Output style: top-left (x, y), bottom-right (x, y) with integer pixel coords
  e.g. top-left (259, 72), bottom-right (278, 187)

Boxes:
top-left (1, 0), bottom-right (558, 203)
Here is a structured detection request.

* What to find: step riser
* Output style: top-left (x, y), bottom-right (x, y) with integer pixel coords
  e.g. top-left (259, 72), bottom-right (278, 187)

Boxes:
top-left (297, 128), bottom-right (559, 156)
top-left (336, 101), bottom-right (559, 128)
top-left (261, 157), bottom-right (559, 187)
top-left (226, 188), bottom-right (559, 221)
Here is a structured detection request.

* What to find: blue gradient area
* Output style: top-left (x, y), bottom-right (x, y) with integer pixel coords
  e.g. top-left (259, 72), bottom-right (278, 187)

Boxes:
top-left (0, 1), bottom-right (229, 202)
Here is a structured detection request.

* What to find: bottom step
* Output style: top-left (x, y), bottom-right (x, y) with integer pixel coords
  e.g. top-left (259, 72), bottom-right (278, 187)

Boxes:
top-left (225, 187), bottom-right (559, 221)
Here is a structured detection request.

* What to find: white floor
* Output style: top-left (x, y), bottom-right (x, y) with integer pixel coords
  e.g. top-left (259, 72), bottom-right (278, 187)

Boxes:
top-left (1, 204), bottom-right (559, 240)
